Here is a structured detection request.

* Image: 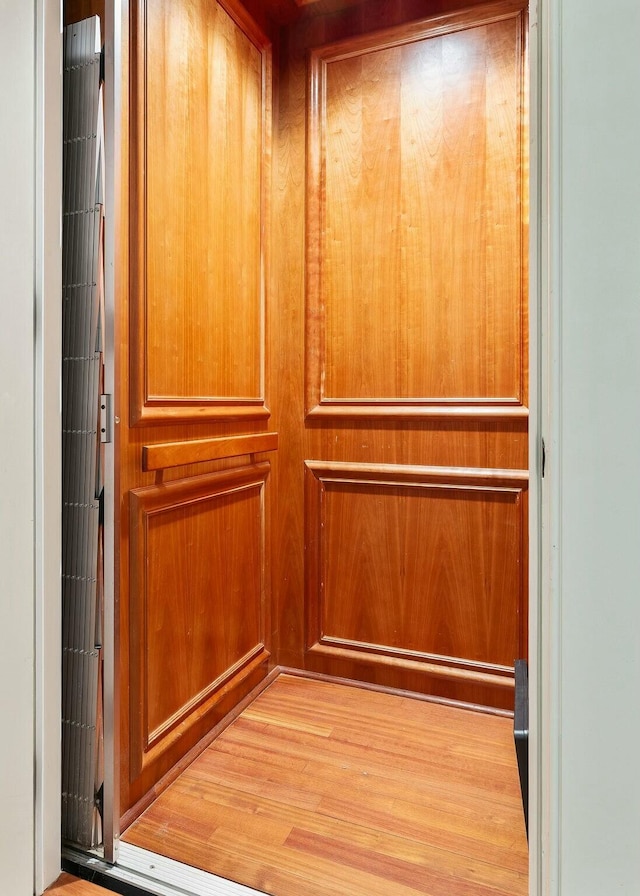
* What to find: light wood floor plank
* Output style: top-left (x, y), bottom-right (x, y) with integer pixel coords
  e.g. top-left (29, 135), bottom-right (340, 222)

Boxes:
top-left (46, 873), bottom-right (108, 895)
top-left (124, 674), bottom-right (528, 896)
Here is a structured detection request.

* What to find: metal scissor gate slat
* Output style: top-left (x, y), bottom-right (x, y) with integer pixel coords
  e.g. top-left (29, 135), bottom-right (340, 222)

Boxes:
top-left (61, 15), bottom-right (105, 850)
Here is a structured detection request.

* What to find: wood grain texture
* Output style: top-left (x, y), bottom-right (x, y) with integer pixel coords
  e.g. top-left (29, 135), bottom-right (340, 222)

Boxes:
top-left (121, 666), bottom-right (281, 831)
top-left (124, 674), bottom-right (528, 896)
top-left (115, 0), bottom-right (529, 822)
top-left (305, 462), bottom-right (527, 709)
top-left (270, 0), bottom-right (529, 704)
top-left (130, 0), bottom-right (271, 424)
top-left (142, 431), bottom-right (278, 471)
top-left (128, 464), bottom-right (270, 779)
top-left (118, 0), bottom-right (275, 817)
top-left (45, 874), bottom-right (107, 895)
top-left (306, 2), bottom-right (527, 413)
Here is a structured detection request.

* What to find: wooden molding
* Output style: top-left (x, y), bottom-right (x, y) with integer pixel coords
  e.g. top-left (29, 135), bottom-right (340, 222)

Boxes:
top-left (132, 402), bottom-right (271, 427)
top-left (309, 0), bottom-right (527, 60)
top-left (306, 403), bottom-right (529, 420)
top-left (120, 665), bottom-right (280, 832)
top-left (142, 431), bottom-right (279, 472)
top-left (307, 643), bottom-right (514, 690)
top-left (305, 460), bottom-right (529, 487)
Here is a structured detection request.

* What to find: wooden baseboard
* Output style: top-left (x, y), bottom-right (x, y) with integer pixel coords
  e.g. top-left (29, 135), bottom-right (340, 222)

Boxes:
top-left (278, 665), bottom-right (514, 718)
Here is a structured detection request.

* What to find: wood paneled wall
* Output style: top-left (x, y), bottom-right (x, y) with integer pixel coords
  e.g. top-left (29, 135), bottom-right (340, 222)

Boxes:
top-left (119, 0), bottom-right (274, 819)
top-left (307, 13), bottom-right (526, 410)
top-left (271, 0), bottom-right (528, 709)
top-left (130, 0), bottom-right (270, 424)
top-left (110, 0), bottom-right (527, 823)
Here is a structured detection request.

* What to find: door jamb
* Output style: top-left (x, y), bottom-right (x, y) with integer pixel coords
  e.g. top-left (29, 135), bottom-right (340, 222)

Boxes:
top-left (34, 0), bottom-right (63, 891)
top-left (102, 0), bottom-right (123, 865)
top-left (529, 0), bottom-right (560, 893)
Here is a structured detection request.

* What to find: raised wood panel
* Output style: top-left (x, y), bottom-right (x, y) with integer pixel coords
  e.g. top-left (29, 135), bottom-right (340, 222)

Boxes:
top-left (130, 0), bottom-right (271, 424)
top-left (129, 464), bottom-right (270, 779)
top-left (305, 462), bottom-right (527, 700)
top-left (306, 1), bottom-right (527, 416)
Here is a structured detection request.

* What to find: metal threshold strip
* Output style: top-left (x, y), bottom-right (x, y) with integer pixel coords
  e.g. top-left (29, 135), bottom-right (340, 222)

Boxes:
top-left (64, 843), bottom-right (266, 896)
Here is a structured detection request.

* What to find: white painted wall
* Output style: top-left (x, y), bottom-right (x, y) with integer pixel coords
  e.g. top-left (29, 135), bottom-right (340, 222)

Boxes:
top-left (34, 0), bottom-right (63, 891)
top-left (0, 1), bottom-right (37, 893)
top-left (548, 0), bottom-right (640, 892)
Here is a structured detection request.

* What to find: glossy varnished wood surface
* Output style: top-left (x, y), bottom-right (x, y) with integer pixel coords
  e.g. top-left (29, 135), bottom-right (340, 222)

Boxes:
top-left (119, 0), bottom-right (274, 816)
top-left (130, 0), bottom-right (270, 423)
top-left (306, 464), bottom-right (527, 676)
top-left (128, 465), bottom-right (269, 777)
top-left (116, 0), bottom-right (529, 822)
top-left (271, 0), bottom-right (528, 706)
top-left (124, 674), bottom-right (528, 896)
top-left (46, 874), bottom-right (107, 896)
top-left (308, 4), bottom-right (526, 409)
top-left (142, 431), bottom-right (278, 471)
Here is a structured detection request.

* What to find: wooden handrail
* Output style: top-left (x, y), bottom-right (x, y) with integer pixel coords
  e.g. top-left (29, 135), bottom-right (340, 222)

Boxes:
top-left (142, 432), bottom-right (278, 472)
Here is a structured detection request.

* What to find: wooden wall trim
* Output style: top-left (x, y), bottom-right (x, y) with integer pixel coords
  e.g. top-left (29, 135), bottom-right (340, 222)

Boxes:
top-left (278, 666), bottom-right (513, 719)
top-left (142, 432), bottom-right (278, 472)
top-left (305, 460), bottom-right (529, 488)
top-left (314, 0), bottom-right (526, 59)
top-left (307, 404), bottom-right (530, 420)
top-left (307, 643), bottom-right (514, 689)
top-left (120, 666), bottom-right (281, 832)
top-left (142, 647), bottom-right (270, 769)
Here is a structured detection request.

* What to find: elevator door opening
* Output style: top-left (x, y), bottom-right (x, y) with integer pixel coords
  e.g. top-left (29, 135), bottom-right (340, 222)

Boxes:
top-left (64, 0), bottom-right (530, 883)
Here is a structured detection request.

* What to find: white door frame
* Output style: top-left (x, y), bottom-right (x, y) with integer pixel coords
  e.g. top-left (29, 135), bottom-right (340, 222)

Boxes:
top-left (33, 0), bottom-right (559, 892)
top-left (528, 0), bottom-right (560, 892)
top-left (34, 0), bottom-right (63, 892)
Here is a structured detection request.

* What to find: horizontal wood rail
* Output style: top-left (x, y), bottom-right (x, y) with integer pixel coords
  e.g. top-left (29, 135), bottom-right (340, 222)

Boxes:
top-left (305, 460), bottom-right (529, 487)
top-left (307, 403), bottom-right (529, 419)
top-left (142, 432), bottom-right (278, 472)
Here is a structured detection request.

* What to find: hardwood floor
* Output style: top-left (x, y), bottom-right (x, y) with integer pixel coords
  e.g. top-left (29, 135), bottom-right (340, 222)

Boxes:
top-left (46, 873), bottom-right (108, 895)
top-left (123, 674), bottom-right (528, 896)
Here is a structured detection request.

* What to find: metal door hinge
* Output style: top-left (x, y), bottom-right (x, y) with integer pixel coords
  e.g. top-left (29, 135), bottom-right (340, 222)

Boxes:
top-left (99, 394), bottom-right (112, 443)
top-left (541, 437), bottom-right (546, 478)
